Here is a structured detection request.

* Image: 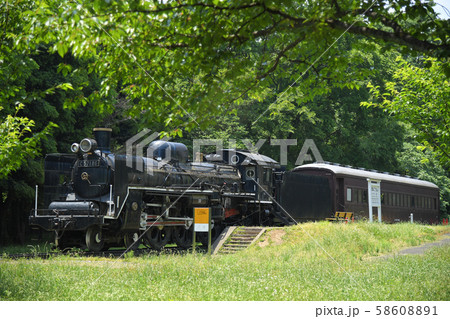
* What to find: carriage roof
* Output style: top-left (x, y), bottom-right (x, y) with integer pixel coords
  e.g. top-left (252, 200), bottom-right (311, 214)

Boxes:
top-left (293, 162), bottom-right (438, 189)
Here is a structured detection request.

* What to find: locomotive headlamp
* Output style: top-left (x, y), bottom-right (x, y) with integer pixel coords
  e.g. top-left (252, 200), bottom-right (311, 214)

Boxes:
top-left (71, 143), bottom-right (80, 153)
top-left (80, 138), bottom-right (97, 153)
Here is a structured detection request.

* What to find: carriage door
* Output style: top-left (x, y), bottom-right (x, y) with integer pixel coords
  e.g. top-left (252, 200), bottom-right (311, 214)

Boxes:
top-left (337, 178), bottom-right (345, 211)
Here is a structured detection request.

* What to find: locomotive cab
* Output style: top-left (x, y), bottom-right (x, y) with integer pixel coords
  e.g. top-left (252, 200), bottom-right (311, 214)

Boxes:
top-left (207, 149), bottom-right (280, 201)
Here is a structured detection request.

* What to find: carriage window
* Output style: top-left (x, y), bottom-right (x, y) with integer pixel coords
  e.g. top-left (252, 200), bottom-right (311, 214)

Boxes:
top-left (347, 188), bottom-right (352, 202)
top-left (411, 196), bottom-right (415, 208)
top-left (363, 190), bottom-right (367, 203)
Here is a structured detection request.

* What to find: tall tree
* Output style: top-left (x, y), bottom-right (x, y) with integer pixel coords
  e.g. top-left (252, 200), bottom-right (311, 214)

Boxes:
top-left (185, 36), bottom-right (404, 171)
top-left (397, 131), bottom-right (450, 217)
top-left (0, 0), bottom-right (116, 243)
top-left (363, 57), bottom-right (450, 168)
top-left (0, 0), bottom-right (57, 179)
top-left (20, 0), bottom-right (449, 132)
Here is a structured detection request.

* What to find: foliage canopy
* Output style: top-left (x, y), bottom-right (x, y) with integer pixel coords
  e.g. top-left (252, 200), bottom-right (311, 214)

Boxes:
top-left (18, 0), bottom-right (449, 131)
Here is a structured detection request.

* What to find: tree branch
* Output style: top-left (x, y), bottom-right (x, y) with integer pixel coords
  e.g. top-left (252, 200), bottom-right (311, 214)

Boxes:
top-left (257, 36), bottom-right (304, 80)
top-left (325, 18), bottom-right (448, 54)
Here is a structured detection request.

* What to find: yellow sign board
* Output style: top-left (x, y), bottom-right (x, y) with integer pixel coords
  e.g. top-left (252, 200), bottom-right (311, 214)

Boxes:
top-left (194, 207), bottom-right (210, 232)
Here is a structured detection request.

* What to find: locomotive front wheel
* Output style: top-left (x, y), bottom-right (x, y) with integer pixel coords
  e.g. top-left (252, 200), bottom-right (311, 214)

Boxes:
top-left (55, 235), bottom-right (69, 251)
top-left (172, 226), bottom-right (193, 249)
top-left (144, 227), bottom-right (171, 250)
top-left (85, 226), bottom-right (104, 252)
top-left (123, 232), bottom-right (141, 251)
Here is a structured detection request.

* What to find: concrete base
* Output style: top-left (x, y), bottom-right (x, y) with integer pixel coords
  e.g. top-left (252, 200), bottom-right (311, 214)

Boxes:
top-left (211, 226), bottom-right (236, 255)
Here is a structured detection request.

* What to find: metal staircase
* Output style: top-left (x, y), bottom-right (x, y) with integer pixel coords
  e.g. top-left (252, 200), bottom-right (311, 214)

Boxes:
top-left (213, 227), bottom-right (266, 254)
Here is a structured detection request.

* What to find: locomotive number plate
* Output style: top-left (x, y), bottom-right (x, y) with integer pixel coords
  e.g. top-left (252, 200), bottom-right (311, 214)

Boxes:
top-left (78, 159), bottom-right (100, 167)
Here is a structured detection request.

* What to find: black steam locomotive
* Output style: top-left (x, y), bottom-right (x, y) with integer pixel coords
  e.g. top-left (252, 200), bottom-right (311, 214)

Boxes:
top-left (30, 128), bottom-right (440, 251)
top-left (30, 128), bottom-right (284, 251)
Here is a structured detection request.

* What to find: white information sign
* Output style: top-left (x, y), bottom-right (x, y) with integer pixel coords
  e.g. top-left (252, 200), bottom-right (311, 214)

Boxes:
top-left (367, 179), bottom-right (382, 222)
top-left (370, 184), bottom-right (381, 206)
top-left (194, 223), bottom-right (209, 232)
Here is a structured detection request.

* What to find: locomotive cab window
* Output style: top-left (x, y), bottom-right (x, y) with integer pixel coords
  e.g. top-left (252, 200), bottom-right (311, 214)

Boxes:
top-left (263, 168), bottom-right (272, 184)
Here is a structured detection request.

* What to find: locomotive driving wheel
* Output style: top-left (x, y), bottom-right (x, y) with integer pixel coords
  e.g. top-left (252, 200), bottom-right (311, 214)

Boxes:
top-left (85, 226), bottom-right (104, 252)
top-left (144, 227), bottom-right (171, 250)
top-left (172, 226), bottom-right (193, 249)
top-left (123, 232), bottom-right (141, 251)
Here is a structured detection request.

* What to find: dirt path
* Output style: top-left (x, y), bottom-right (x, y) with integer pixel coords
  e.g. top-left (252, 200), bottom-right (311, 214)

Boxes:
top-left (380, 233), bottom-right (450, 259)
top-left (396, 233), bottom-right (450, 255)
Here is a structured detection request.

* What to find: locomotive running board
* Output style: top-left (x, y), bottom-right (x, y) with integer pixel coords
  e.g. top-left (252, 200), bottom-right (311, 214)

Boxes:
top-left (117, 186), bottom-right (257, 219)
top-left (129, 186), bottom-right (255, 198)
top-left (128, 186), bottom-right (215, 194)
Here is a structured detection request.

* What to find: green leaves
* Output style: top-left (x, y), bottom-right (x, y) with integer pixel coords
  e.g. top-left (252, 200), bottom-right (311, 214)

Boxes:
top-left (0, 106), bottom-right (57, 180)
top-left (364, 57), bottom-right (450, 169)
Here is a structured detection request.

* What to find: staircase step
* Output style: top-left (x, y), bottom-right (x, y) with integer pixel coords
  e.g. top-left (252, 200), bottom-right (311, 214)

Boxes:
top-left (214, 227), bottom-right (266, 255)
top-left (223, 244), bottom-right (248, 248)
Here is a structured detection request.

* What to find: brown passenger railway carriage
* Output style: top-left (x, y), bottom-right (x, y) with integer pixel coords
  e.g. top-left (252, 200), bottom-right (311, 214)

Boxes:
top-left (285, 163), bottom-right (440, 223)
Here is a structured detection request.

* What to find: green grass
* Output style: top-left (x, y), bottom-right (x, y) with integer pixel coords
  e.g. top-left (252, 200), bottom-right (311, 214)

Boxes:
top-left (0, 242), bottom-right (55, 256)
top-left (0, 222), bottom-right (449, 300)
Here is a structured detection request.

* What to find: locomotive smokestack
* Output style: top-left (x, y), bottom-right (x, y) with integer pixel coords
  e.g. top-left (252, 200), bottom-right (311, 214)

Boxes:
top-left (93, 128), bottom-right (112, 153)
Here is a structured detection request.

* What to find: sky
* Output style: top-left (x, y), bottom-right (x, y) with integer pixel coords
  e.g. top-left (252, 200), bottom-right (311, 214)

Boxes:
top-left (433, 0), bottom-right (450, 18)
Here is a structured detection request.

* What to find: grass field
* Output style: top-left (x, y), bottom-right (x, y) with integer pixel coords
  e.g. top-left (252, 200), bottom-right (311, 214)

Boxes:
top-left (0, 222), bottom-right (449, 301)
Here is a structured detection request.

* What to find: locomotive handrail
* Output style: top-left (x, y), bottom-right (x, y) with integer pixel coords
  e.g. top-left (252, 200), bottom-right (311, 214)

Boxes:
top-left (127, 186), bottom-right (215, 193)
top-left (30, 208), bottom-right (100, 216)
